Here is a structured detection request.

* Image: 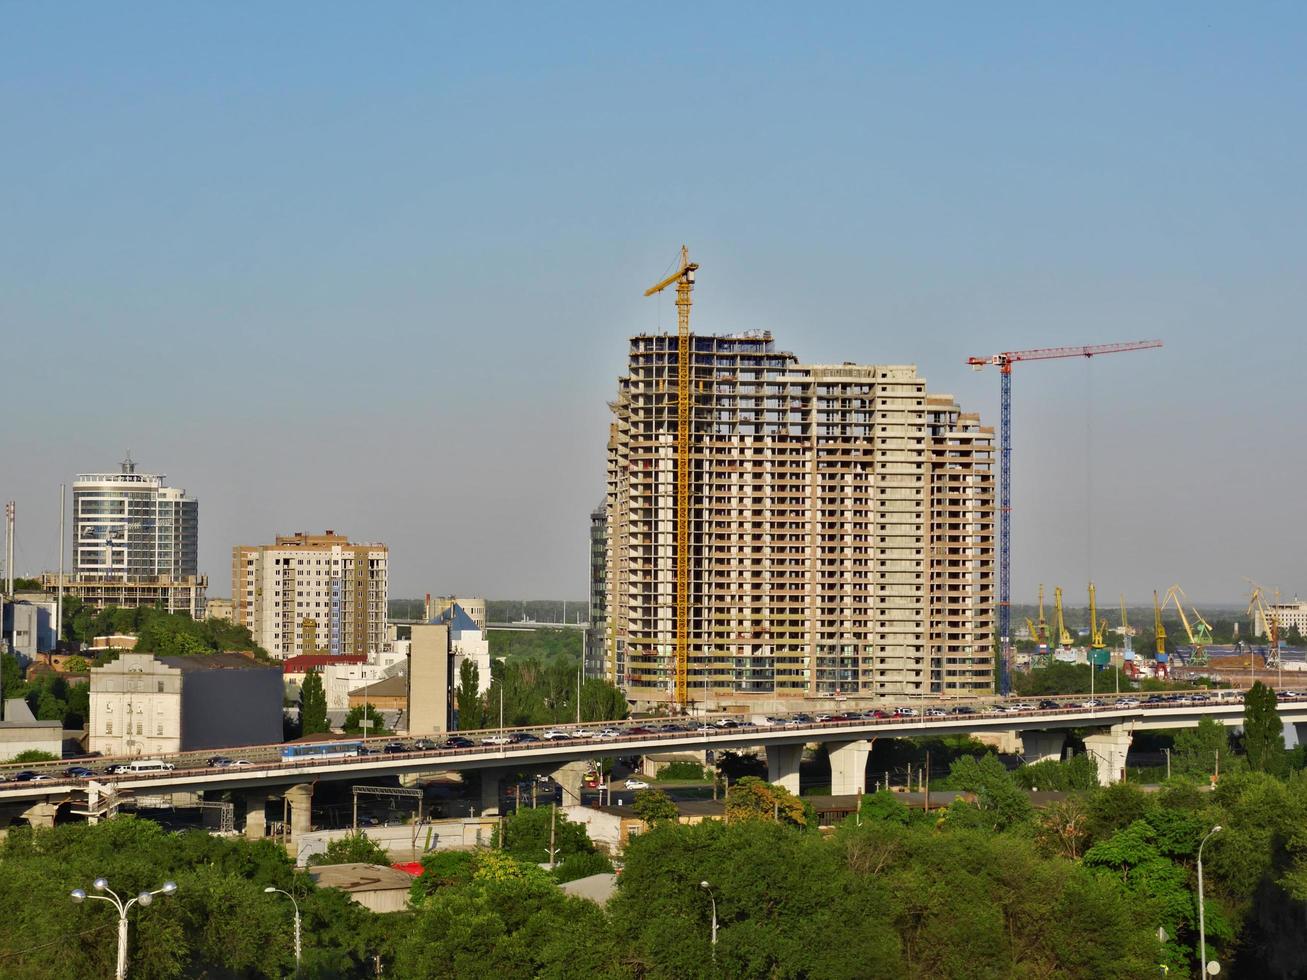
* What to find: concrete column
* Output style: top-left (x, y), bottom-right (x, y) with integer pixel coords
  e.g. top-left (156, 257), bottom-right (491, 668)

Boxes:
top-left (284, 784), bottom-right (314, 842)
top-left (480, 770), bottom-right (502, 816)
top-left (1082, 727), bottom-right (1133, 786)
top-left (1294, 722), bottom-right (1307, 749)
top-left (22, 802), bottom-right (58, 829)
top-left (244, 792), bottom-right (268, 840)
top-left (550, 761), bottom-right (589, 806)
top-left (1020, 731), bottom-right (1066, 764)
top-left (766, 743), bottom-right (803, 795)
top-left (827, 740), bottom-right (870, 796)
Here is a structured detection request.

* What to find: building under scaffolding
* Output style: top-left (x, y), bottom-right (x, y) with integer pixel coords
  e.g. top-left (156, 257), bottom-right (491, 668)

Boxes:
top-left (604, 331), bottom-right (995, 710)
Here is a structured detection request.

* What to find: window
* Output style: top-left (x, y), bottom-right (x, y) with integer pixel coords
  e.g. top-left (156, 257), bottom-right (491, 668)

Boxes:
top-left (157, 681), bottom-right (164, 693)
top-left (157, 723), bottom-right (164, 736)
top-left (136, 722), bottom-right (143, 735)
top-left (105, 720), bottom-right (112, 735)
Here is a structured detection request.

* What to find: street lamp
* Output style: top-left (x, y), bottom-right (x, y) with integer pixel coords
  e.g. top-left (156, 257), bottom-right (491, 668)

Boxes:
top-left (70, 877), bottom-right (177, 980)
top-left (700, 880), bottom-right (718, 962)
top-left (265, 886), bottom-right (302, 974)
top-left (1198, 825), bottom-right (1222, 977)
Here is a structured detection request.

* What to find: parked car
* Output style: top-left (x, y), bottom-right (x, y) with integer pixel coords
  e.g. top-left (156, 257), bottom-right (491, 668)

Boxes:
top-left (624, 778), bottom-right (650, 790)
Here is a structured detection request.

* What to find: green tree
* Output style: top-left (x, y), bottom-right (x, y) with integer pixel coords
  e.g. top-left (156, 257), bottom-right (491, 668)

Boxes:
top-left (1243, 681), bottom-right (1286, 774)
top-left (725, 776), bottom-right (809, 827)
top-left (1170, 717), bottom-right (1230, 779)
top-left (299, 669), bottom-right (329, 736)
top-left (856, 791), bottom-right (910, 826)
top-left (493, 805), bottom-right (595, 864)
top-left (60, 655), bottom-right (90, 673)
top-left (945, 753), bottom-right (1033, 830)
top-left (455, 658), bottom-right (485, 730)
top-left (342, 703), bottom-right (388, 736)
top-left (309, 831), bottom-right (390, 867)
top-left (633, 787), bottom-right (681, 825)
top-left (580, 676), bottom-right (628, 722)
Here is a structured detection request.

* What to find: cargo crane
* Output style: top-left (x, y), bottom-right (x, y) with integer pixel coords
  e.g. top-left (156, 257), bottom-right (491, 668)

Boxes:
top-left (1248, 583), bottom-right (1281, 668)
top-left (644, 247), bottom-right (700, 707)
top-left (967, 340), bottom-right (1163, 693)
top-left (1153, 590), bottom-right (1170, 676)
top-left (1162, 584), bottom-right (1214, 666)
top-left (1054, 586), bottom-right (1073, 649)
top-left (1088, 582), bottom-right (1110, 668)
top-left (1118, 595), bottom-right (1134, 657)
top-left (1025, 584), bottom-right (1050, 660)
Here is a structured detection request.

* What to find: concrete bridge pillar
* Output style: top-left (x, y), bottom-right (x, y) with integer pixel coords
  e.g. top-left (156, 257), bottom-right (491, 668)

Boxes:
top-left (550, 761), bottom-right (589, 806)
top-left (22, 802), bottom-right (58, 829)
top-left (1294, 722), bottom-right (1307, 749)
top-left (766, 743), bottom-right (803, 796)
top-left (480, 770), bottom-right (503, 816)
top-left (1082, 727), bottom-right (1133, 786)
top-left (1020, 731), bottom-right (1066, 764)
top-left (284, 784), bottom-right (314, 842)
top-left (244, 792), bottom-right (268, 840)
top-left (827, 740), bottom-right (871, 797)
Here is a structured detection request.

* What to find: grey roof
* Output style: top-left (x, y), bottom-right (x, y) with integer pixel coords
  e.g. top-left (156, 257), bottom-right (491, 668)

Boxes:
top-left (307, 863), bottom-right (414, 893)
top-left (158, 654), bottom-right (277, 672)
top-left (347, 674), bottom-right (407, 698)
top-left (3, 699), bottom-right (36, 723)
top-left (559, 872), bottom-right (618, 904)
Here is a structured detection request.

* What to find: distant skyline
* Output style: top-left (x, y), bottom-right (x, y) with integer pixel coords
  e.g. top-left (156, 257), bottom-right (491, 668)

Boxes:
top-left (3, 5), bottom-right (1304, 604)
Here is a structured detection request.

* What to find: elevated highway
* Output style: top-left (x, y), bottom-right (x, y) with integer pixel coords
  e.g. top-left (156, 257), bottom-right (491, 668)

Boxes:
top-left (5, 690), bottom-right (1305, 838)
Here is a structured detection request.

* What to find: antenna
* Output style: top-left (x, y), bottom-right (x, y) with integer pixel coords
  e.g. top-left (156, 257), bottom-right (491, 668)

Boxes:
top-left (122, 451), bottom-right (136, 474)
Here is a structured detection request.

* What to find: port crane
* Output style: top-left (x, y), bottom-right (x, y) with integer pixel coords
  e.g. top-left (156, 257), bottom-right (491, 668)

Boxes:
top-left (1053, 586), bottom-right (1073, 648)
top-left (1153, 591), bottom-right (1168, 674)
top-left (1025, 584), bottom-right (1050, 659)
top-left (1248, 583), bottom-right (1280, 667)
top-left (967, 340), bottom-right (1163, 693)
top-left (1162, 584), bottom-right (1214, 665)
top-left (1117, 595), bottom-right (1134, 657)
top-left (1088, 582), bottom-right (1110, 667)
top-left (644, 247), bottom-right (700, 707)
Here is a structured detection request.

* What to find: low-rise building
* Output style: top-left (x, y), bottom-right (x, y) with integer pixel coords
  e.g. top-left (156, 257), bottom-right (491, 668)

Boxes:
top-left (430, 603), bottom-right (490, 695)
top-left (88, 653), bottom-right (282, 756)
top-left (305, 863), bottom-right (413, 913)
top-left (204, 598), bottom-right (234, 623)
top-left (346, 673), bottom-right (408, 712)
top-left (1255, 600), bottom-right (1307, 640)
top-left (41, 572), bottom-right (207, 620)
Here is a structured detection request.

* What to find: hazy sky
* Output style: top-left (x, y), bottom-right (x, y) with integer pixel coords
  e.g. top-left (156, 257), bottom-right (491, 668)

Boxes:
top-left (3, 5), bottom-right (1304, 605)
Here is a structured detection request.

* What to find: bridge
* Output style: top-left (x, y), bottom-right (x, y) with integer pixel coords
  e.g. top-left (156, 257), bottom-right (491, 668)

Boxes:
top-left (4, 690), bottom-right (1304, 842)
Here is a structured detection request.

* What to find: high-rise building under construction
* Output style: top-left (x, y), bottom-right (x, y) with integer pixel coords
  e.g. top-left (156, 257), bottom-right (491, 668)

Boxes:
top-left (603, 331), bottom-right (995, 709)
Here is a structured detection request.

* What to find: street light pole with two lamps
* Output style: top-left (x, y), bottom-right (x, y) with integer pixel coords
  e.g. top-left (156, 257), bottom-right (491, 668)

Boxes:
top-left (265, 886), bottom-right (302, 974)
top-left (1198, 825), bottom-right (1222, 977)
top-left (70, 877), bottom-right (177, 980)
top-left (700, 881), bottom-right (718, 961)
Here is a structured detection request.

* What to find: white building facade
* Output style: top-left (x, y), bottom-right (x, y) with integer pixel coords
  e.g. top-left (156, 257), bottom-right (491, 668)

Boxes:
top-left (73, 457), bottom-right (198, 580)
top-left (233, 532), bottom-right (388, 660)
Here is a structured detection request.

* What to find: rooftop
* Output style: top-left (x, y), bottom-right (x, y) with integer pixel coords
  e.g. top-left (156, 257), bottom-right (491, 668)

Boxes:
top-left (307, 863), bottom-right (415, 894)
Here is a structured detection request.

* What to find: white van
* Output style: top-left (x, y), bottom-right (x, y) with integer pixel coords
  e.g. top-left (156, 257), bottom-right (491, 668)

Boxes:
top-left (122, 759), bottom-right (176, 774)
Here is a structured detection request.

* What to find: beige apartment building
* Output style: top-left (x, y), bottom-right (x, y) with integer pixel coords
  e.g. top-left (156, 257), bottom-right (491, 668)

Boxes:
top-left (604, 331), bottom-right (994, 710)
top-left (232, 532), bottom-right (388, 660)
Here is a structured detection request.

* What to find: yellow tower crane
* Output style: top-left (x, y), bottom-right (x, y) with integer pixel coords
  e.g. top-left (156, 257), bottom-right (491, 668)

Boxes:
top-left (1088, 583), bottom-right (1110, 667)
top-left (1153, 590), bottom-right (1167, 657)
top-left (644, 246), bottom-right (699, 707)
top-left (1248, 583), bottom-right (1280, 667)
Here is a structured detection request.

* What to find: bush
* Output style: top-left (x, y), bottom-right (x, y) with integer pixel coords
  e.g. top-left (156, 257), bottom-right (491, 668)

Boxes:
top-left (309, 831), bottom-right (389, 867)
top-left (655, 760), bottom-right (706, 781)
top-left (1, 750), bottom-right (59, 765)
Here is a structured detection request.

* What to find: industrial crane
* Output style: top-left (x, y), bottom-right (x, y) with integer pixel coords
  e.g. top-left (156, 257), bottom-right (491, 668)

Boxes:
top-left (1025, 584), bottom-right (1050, 660)
top-left (1054, 586), bottom-right (1072, 648)
top-left (644, 247), bottom-right (700, 707)
top-left (1162, 584), bottom-right (1214, 666)
top-left (1088, 582), bottom-right (1110, 668)
top-left (1118, 594), bottom-right (1134, 658)
top-left (1248, 583), bottom-right (1280, 667)
top-left (967, 340), bottom-right (1163, 693)
top-left (1153, 590), bottom-right (1169, 674)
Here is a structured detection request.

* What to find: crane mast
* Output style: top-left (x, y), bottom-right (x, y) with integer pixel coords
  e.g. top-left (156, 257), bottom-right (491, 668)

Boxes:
top-left (1054, 586), bottom-right (1072, 648)
top-left (644, 246), bottom-right (700, 707)
top-left (966, 339), bottom-right (1162, 694)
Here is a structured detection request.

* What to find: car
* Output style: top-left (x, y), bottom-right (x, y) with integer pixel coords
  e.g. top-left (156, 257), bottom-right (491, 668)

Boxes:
top-left (570, 728), bottom-right (596, 738)
top-left (790, 713), bottom-right (814, 724)
top-left (624, 726), bottom-right (656, 736)
top-left (207, 756), bottom-right (235, 768)
top-left (596, 728), bottom-right (621, 739)
top-left (1010, 702), bottom-right (1036, 712)
top-left (442, 736), bottom-right (475, 749)
top-left (949, 705), bottom-right (976, 715)
top-left (1114, 698), bottom-right (1141, 708)
top-left (105, 763), bottom-right (133, 774)
top-left (541, 729), bottom-right (572, 741)
top-left (696, 724), bottom-right (717, 734)
top-left (64, 766), bottom-right (96, 778)
top-left (819, 714), bottom-right (852, 723)
top-left (481, 734), bottom-right (513, 746)
top-left (1037, 699), bottom-right (1061, 710)
top-left (411, 738), bottom-right (438, 750)
top-left (1082, 699), bottom-right (1102, 708)
top-left (229, 759), bottom-right (253, 767)
top-left (13, 771), bottom-right (51, 782)
top-left (624, 778), bottom-right (650, 790)
top-left (714, 719), bottom-right (741, 729)
top-left (893, 707), bottom-right (918, 717)
top-left (511, 733), bottom-right (541, 744)
top-left (383, 742), bottom-right (411, 754)
top-left (924, 707), bottom-right (946, 717)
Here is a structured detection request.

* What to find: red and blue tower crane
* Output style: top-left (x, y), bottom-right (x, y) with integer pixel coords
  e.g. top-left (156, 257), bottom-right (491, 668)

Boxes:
top-left (967, 340), bottom-right (1163, 695)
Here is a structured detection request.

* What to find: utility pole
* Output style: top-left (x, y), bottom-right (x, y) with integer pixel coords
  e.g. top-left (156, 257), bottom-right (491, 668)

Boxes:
top-left (4, 500), bottom-right (14, 596)
top-left (548, 803), bottom-right (558, 869)
top-left (57, 484), bottom-right (65, 646)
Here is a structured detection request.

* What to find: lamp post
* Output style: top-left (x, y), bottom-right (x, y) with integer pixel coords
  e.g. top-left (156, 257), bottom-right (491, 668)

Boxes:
top-left (70, 877), bottom-right (177, 980)
top-left (700, 880), bottom-right (718, 962)
top-left (1198, 825), bottom-right (1222, 977)
top-left (264, 886), bottom-right (302, 974)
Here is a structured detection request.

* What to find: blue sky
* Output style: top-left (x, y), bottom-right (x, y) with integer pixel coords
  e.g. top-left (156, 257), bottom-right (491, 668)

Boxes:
top-left (2, 4), bottom-right (1304, 604)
